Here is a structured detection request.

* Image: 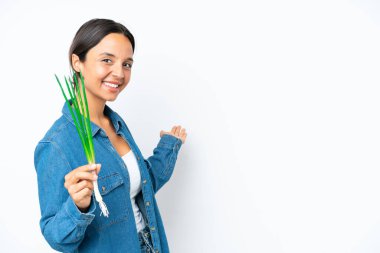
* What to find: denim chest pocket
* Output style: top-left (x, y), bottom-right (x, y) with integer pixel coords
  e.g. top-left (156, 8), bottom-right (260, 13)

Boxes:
top-left (91, 172), bottom-right (130, 231)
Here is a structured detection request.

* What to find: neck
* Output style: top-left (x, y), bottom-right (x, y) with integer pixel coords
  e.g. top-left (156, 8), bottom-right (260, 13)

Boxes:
top-left (85, 92), bottom-right (107, 127)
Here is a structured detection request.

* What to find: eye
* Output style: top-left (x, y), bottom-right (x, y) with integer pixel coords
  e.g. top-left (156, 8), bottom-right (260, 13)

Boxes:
top-left (123, 62), bottom-right (132, 69)
top-left (102, 58), bottom-right (112, 63)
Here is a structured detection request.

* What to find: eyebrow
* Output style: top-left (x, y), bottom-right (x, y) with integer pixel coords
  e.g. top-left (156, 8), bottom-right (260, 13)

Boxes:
top-left (100, 52), bottom-right (134, 62)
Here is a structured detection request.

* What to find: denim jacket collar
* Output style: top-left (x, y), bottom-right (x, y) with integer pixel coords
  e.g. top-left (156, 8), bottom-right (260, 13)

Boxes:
top-left (61, 100), bottom-right (123, 137)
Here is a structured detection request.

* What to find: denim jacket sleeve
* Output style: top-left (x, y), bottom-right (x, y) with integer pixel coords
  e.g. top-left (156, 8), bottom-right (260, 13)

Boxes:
top-left (34, 141), bottom-right (96, 253)
top-left (144, 134), bottom-right (183, 193)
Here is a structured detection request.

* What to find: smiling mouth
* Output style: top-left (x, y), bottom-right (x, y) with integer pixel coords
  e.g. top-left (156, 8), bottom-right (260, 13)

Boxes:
top-left (102, 81), bottom-right (121, 88)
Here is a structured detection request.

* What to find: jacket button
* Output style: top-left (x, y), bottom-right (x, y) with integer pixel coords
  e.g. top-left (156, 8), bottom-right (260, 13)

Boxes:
top-left (102, 186), bottom-right (106, 192)
top-left (137, 156), bottom-right (140, 161)
top-left (143, 179), bottom-right (147, 184)
top-left (150, 226), bottom-right (155, 231)
top-left (146, 201), bottom-right (150, 206)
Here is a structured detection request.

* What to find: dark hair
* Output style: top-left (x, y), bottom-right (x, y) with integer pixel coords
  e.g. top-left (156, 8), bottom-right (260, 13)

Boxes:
top-left (69, 18), bottom-right (135, 71)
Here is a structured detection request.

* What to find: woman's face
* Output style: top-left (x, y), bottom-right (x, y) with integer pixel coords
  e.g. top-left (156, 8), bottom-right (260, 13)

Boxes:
top-left (73, 33), bottom-right (134, 103)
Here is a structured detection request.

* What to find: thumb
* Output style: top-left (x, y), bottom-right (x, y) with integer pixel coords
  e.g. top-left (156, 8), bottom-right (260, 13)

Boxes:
top-left (96, 164), bottom-right (101, 175)
top-left (160, 130), bottom-right (168, 138)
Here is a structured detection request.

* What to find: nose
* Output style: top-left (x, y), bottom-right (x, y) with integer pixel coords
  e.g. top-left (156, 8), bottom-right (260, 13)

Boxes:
top-left (111, 64), bottom-right (125, 80)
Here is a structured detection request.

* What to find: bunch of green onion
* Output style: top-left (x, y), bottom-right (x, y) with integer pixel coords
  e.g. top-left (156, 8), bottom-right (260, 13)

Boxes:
top-left (55, 71), bottom-right (109, 217)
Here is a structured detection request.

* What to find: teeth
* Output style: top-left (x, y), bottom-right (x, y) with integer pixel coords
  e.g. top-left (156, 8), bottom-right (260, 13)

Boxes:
top-left (103, 82), bottom-right (119, 88)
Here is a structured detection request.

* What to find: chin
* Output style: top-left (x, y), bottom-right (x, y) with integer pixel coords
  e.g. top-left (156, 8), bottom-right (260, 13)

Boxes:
top-left (106, 96), bottom-right (118, 102)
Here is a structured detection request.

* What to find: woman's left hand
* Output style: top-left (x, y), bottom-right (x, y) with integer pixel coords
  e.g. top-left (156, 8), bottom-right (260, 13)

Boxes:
top-left (160, 125), bottom-right (187, 144)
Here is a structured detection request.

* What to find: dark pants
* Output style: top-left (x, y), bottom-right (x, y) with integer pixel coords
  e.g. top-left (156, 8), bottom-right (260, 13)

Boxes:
top-left (138, 226), bottom-right (155, 253)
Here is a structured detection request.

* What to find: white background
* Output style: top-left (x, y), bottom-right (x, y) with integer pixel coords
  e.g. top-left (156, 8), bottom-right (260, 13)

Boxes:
top-left (0, 0), bottom-right (380, 252)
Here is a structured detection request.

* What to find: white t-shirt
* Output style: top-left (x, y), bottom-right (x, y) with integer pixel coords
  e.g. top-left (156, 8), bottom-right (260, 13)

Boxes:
top-left (121, 150), bottom-right (146, 232)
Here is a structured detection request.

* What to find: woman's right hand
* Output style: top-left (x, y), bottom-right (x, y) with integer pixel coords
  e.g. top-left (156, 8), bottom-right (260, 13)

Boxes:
top-left (64, 164), bottom-right (101, 212)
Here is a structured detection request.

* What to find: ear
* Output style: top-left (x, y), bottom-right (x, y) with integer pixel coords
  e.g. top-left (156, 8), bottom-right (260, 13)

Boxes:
top-left (71, 54), bottom-right (82, 72)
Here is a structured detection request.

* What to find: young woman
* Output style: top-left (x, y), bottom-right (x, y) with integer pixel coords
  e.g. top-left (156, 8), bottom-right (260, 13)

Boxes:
top-left (34, 18), bottom-right (187, 253)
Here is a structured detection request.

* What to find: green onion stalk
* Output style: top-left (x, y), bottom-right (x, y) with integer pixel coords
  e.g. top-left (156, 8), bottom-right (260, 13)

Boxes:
top-left (55, 71), bottom-right (109, 217)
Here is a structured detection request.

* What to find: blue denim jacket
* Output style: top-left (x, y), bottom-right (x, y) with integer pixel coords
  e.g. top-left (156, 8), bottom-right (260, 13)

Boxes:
top-left (34, 102), bottom-right (182, 253)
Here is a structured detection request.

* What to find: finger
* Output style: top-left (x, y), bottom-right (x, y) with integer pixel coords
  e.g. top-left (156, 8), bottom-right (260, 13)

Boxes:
top-left (171, 125), bottom-right (177, 135)
top-left (174, 125), bottom-right (181, 135)
top-left (65, 164), bottom-right (97, 182)
top-left (96, 164), bottom-right (101, 175)
top-left (68, 180), bottom-right (94, 195)
top-left (72, 187), bottom-right (93, 204)
top-left (181, 133), bottom-right (187, 144)
top-left (76, 164), bottom-right (98, 173)
top-left (180, 129), bottom-right (187, 142)
top-left (91, 164), bottom-right (101, 176)
top-left (161, 131), bottom-right (171, 138)
top-left (68, 171), bottom-right (98, 185)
